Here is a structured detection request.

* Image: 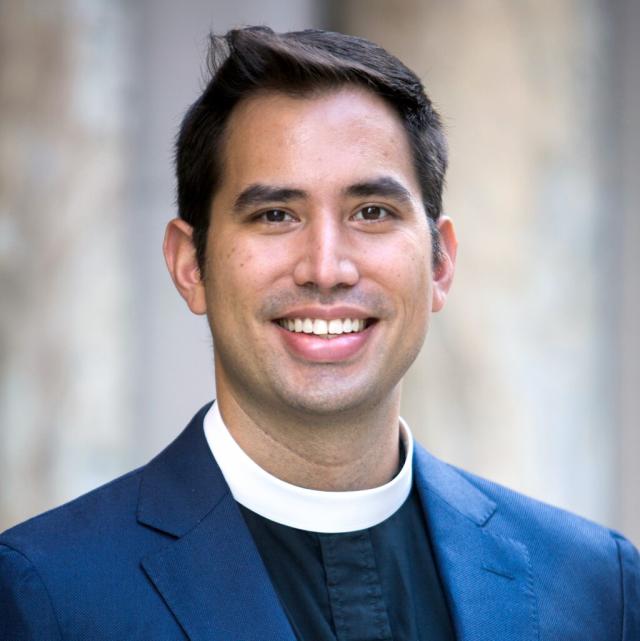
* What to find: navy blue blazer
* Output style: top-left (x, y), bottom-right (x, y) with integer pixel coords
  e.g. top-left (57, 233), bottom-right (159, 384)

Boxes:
top-left (1, 403), bottom-right (639, 640)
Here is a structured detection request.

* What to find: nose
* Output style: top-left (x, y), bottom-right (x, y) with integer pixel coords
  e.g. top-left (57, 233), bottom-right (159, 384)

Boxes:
top-left (292, 213), bottom-right (359, 292)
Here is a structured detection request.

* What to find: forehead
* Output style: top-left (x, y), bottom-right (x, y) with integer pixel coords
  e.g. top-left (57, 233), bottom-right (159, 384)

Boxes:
top-left (217, 86), bottom-right (420, 199)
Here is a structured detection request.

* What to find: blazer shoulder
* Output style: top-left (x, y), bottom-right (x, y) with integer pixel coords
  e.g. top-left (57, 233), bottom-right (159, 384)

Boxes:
top-left (0, 467), bottom-right (170, 636)
top-left (0, 467), bottom-right (143, 560)
top-left (456, 466), bottom-right (630, 550)
top-left (0, 544), bottom-right (63, 640)
top-left (454, 465), bottom-right (640, 602)
top-left (611, 531), bottom-right (640, 637)
top-left (447, 463), bottom-right (639, 634)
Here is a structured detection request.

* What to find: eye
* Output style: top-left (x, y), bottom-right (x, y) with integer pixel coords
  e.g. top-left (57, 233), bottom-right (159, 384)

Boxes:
top-left (258, 209), bottom-right (295, 223)
top-left (353, 205), bottom-right (392, 221)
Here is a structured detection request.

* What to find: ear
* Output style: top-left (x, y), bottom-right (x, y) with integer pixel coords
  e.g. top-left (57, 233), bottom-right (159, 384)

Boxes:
top-left (431, 216), bottom-right (457, 313)
top-left (163, 218), bottom-right (207, 315)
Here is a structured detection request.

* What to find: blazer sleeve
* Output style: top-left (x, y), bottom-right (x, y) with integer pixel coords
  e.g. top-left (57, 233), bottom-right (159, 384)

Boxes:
top-left (614, 534), bottom-right (640, 640)
top-left (0, 544), bottom-right (63, 641)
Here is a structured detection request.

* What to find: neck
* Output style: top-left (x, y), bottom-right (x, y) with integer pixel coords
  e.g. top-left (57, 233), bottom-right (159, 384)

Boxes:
top-left (214, 383), bottom-right (402, 492)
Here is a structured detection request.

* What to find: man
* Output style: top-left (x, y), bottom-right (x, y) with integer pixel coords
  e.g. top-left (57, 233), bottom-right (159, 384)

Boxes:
top-left (1, 26), bottom-right (638, 641)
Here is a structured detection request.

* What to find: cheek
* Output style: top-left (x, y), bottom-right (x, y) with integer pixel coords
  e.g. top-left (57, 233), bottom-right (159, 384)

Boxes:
top-left (390, 243), bottom-right (431, 326)
top-left (211, 236), bottom-right (252, 280)
top-left (378, 237), bottom-right (430, 290)
top-left (209, 237), bottom-right (283, 309)
top-left (207, 239), bottom-right (249, 307)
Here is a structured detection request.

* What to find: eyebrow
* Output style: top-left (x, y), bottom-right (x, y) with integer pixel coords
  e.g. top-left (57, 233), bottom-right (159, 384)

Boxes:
top-left (233, 184), bottom-right (308, 212)
top-left (232, 176), bottom-right (414, 213)
top-left (344, 176), bottom-right (414, 204)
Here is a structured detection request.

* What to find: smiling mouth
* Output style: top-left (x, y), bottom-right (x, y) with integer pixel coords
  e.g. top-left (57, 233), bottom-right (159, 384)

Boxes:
top-left (276, 317), bottom-right (375, 338)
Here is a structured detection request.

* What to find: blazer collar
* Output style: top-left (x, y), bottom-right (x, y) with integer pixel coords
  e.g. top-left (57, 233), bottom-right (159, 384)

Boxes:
top-left (136, 404), bottom-right (538, 641)
top-left (137, 403), bottom-right (296, 641)
top-left (414, 444), bottom-right (539, 641)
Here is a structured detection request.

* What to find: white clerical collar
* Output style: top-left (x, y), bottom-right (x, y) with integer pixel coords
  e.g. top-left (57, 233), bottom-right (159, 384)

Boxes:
top-left (203, 401), bottom-right (414, 533)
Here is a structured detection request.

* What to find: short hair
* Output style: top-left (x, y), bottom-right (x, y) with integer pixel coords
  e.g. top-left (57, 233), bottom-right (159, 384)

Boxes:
top-left (175, 26), bottom-right (448, 274)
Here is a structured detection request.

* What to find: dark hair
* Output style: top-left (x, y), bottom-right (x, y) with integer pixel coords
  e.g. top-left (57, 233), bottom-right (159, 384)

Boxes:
top-left (175, 26), bottom-right (448, 274)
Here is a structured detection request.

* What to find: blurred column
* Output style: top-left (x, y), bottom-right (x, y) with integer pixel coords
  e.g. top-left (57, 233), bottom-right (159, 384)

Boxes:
top-left (613, 0), bottom-right (640, 542)
top-left (0, 1), bottom-right (135, 528)
top-left (335, 1), bottom-right (622, 528)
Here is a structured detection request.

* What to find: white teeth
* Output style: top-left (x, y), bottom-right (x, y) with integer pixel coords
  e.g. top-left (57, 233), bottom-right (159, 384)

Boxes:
top-left (328, 319), bottom-right (343, 334)
top-left (279, 317), bottom-right (368, 335)
top-left (313, 319), bottom-right (328, 335)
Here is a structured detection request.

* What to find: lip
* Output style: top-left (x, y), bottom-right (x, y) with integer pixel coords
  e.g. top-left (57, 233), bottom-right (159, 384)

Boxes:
top-left (274, 306), bottom-right (373, 321)
top-left (274, 319), bottom-right (377, 363)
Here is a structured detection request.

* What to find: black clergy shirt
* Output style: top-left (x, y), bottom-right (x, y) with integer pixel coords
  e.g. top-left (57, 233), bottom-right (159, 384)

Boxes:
top-left (240, 484), bottom-right (456, 641)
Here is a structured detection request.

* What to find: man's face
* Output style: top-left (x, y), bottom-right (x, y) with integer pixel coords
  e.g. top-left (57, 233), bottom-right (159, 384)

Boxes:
top-left (201, 87), bottom-right (451, 418)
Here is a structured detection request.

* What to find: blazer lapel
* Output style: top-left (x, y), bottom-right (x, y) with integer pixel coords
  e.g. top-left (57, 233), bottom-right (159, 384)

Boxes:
top-left (135, 404), bottom-right (539, 640)
top-left (136, 404), bottom-right (296, 641)
top-left (414, 445), bottom-right (539, 641)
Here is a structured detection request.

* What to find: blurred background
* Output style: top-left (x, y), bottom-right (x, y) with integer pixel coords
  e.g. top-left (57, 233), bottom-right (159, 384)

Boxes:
top-left (1, 0), bottom-right (638, 543)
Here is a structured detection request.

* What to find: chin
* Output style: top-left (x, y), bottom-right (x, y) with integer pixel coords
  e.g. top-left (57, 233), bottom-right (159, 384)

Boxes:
top-left (274, 379), bottom-right (392, 419)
